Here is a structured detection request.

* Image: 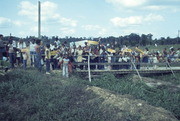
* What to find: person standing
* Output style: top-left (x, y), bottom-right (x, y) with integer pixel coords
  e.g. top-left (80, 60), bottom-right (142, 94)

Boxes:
top-left (61, 55), bottom-right (70, 78)
top-left (142, 48), bottom-right (149, 63)
top-left (0, 34), bottom-right (5, 60)
top-left (76, 46), bottom-right (83, 70)
top-left (45, 44), bottom-right (51, 74)
top-left (29, 39), bottom-right (36, 66)
top-left (22, 50), bottom-right (28, 70)
top-left (35, 39), bottom-right (42, 72)
top-left (8, 37), bottom-right (15, 68)
top-left (142, 48), bottom-right (149, 69)
top-left (17, 39), bottom-right (26, 64)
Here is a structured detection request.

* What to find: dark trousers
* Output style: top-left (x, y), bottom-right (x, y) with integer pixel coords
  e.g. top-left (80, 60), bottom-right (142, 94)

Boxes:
top-left (0, 52), bottom-right (2, 60)
top-left (23, 60), bottom-right (27, 69)
top-left (16, 57), bottom-right (21, 66)
top-left (9, 53), bottom-right (15, 68)
top-left (98, 58), bottom-right (105, 70)
top-left (46, 59), bottom-right (50, 72)
top-left (51, 59), bottom-right (58, 70)
top-left (35, 54), bottom-right (42, 72)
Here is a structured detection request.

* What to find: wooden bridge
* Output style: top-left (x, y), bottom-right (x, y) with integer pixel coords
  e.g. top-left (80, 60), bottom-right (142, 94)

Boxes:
top-left (75, 67), bottom-right (180, 74)
top-left (73, 62), bottom-right (180, 75)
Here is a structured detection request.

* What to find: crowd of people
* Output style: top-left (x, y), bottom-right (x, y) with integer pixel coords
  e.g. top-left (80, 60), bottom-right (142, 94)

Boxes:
top-left (0, 34), bottom-right (180, 77)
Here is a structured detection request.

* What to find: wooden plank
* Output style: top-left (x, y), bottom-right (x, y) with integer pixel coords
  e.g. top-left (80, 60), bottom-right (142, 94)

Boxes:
top-left (74, 68), bottom-right (180, 75)
top-left (73, 62), bottom-right (180, 66)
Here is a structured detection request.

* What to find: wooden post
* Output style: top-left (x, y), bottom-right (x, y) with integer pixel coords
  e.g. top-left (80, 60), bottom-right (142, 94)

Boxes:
top-left (38, 1), bottom-right (41, 39)
top-left (178, 30), bottom-right (180, 43)
top-left (166, 61), bottom-right (176, 78)
top-left (88, 54), bottom-right (91, 82)
top-left (131, 60), bottom-right (142, 81)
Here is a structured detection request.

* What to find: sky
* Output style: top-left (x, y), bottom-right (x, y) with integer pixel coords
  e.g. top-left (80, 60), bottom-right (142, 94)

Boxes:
top-left (0, 0), bottom-right (180, 39)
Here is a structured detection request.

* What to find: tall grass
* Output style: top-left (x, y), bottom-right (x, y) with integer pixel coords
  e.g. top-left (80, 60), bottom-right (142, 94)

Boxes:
top-left (79, 73), bottom-right (180, 119)
top-left (0, 69), bottom-right (179, 120)
top-left (0, 69), bottom-right (117, 121)
top-left (149, 72), bottom-right (180, 85)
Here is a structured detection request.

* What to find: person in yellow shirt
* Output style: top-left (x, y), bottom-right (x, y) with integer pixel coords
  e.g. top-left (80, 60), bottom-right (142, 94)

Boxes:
top-left (45, 44), bottom-right (51, 74)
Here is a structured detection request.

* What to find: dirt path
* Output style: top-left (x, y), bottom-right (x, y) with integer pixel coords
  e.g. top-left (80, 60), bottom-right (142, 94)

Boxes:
top-left (86, 86), bottom-right (178, 121)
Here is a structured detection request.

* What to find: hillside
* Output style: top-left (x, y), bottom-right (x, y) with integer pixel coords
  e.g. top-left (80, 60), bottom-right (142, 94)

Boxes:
top-left (0, 69), bottom-right (179, 121)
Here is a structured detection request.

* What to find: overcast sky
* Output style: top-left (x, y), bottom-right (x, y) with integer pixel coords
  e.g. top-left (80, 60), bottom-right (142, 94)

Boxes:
top-left (0, 0), bottom-right (180, 39)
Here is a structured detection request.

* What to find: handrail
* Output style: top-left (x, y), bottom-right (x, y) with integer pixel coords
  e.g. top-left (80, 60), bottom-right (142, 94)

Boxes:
top-left (73, 62), bottom-right (180, 66)
top-left (58, 55), bottom-right (180, 63)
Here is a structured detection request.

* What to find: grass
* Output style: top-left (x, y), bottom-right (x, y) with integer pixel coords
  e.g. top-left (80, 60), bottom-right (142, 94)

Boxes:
top-left (148, 72), bottom-right (180, 85)
top-left (78, 73), bottom-right (180, 119)
top-left (0, 69), bottom-right (179, 120)
top-left (129, 44), bottom-right (180, 52)
top-left (0, 69), bottom-right (118, 121)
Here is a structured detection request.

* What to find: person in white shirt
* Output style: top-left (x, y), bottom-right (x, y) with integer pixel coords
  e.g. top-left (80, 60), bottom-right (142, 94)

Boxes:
top-left (50, 44), bottom-right (55, 51)
top-left (17, 39), bottom-right (26, 64)
top-left (107, 52), bottom-right (113, 70)
top-left (29, 40), bottom-right (36, 66)
top-left (55, 40), bottom-right (61, 48)
top-left (17, 39), bottom-right (26, 49)
top-left (61, 55), bottom-right (70, 78)
top-left (16, 51), bottom-right (21, 66)
top-left (121, 45), bottom-right (128, 52)
top-left (8, 39), bottom-right (15, 68)
top-left (12, 40), bottom-right (17, 48)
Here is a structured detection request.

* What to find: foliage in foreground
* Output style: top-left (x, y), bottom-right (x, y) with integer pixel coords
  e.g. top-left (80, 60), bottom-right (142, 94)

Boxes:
top-left (0, 69), bottom-right (179, 120)
top-left (1, 69), bottom-right (143, 121)
top-left (149, 72), bottom-right (180, 85)
top-left (80, 73), bottom-right (180, 119)
top-left (0, 69), bottom-right (107, 121)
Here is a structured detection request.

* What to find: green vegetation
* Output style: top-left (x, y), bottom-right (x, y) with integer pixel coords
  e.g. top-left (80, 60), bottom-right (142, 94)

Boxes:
top-left (78, 73), bottom-right (180, 119)
top-left (0, 69), bottom-right (179, 120)
top-left (130, 44), bottom-right (180, 52)
top-left (0, 69), bottom-right (106, 121)
top-left (149, 72), bottom-right (180, 85)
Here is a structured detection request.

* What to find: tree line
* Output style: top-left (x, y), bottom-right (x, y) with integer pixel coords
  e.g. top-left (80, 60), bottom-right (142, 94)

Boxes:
top-left (2, 33), bottom-right (180, 47)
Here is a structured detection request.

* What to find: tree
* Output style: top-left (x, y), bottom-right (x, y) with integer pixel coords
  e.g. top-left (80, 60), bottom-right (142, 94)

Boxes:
top-left (128, 33), bottom-right (140, 46)
top-left (141, 34), bottom-right (148, 46)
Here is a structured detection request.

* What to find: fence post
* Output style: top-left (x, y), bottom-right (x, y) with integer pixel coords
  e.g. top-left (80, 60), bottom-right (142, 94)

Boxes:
top-left (88, 54), bottom-right (91, 82)
top-left (131, 60), bottom-right (142, 81)
top-left (166, 61), bottom-right (176, 78)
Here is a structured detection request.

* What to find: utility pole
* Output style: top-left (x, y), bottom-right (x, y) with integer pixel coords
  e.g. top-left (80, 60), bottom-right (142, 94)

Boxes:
top-left (38, 1), bottom-right (41, 39)
top-left (178, 30), bottom-right (180, 44)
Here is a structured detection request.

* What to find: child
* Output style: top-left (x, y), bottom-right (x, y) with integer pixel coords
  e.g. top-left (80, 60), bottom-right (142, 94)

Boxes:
top-left (16, 50), bottom-right (21, 67)
top-left (45, 44), bottom-right (51, 74)
top-left (22, 49), bottom-right (28, 70)
top-left (61, 55), bottom-right (70, 78)
top-left (57, 53), bottom-right (63, 69)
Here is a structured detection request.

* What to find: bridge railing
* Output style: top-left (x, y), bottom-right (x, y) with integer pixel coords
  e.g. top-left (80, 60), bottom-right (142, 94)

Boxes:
top-left (70, 55), bottom-right (180, 70)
